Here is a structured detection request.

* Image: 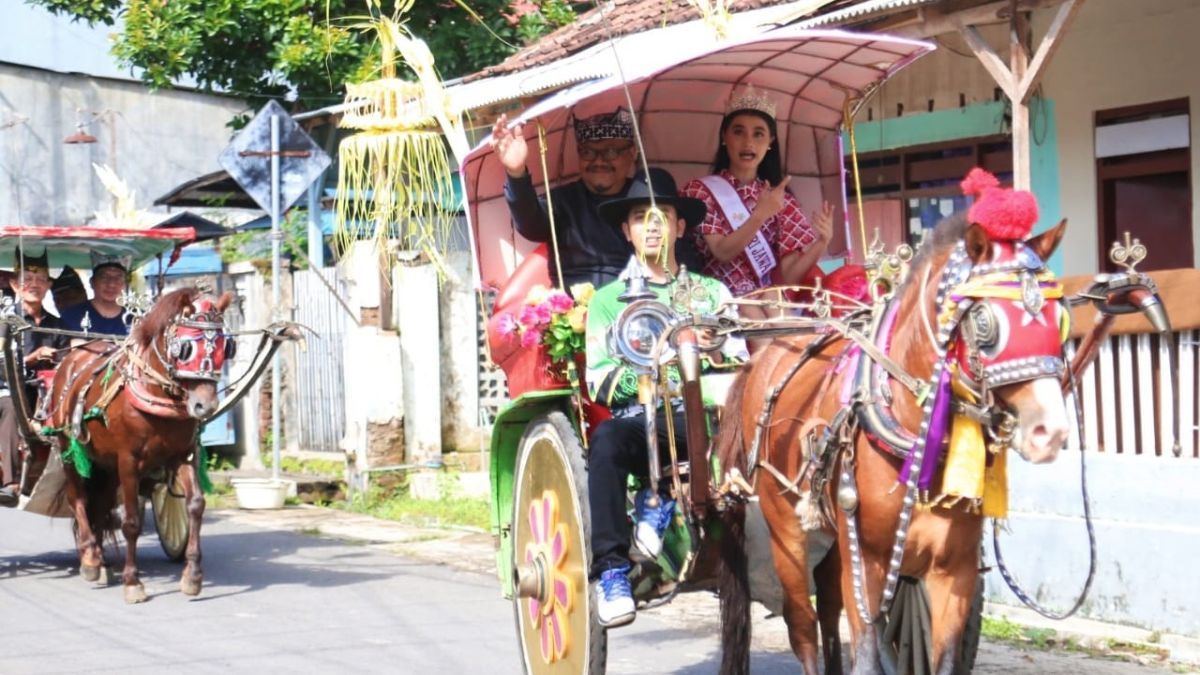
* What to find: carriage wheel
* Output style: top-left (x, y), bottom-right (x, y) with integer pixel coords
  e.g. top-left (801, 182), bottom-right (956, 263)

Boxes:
top-left (511, 412), bottom-right (607, 675)
top-left (151, 472), bottom-right (190, 562)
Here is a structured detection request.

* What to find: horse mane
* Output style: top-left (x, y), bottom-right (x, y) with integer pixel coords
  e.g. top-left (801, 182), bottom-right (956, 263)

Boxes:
top-left (898, 210), bottom-right (970, 296)
top-left (132, 287), bottom-right (198, 348)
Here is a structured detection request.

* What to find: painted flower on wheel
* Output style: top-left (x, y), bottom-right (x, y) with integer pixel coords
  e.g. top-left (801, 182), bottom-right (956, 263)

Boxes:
top-left (497, 283), bottom-right (594, 364)
top-left (525, 490), bottom-right (573, 664)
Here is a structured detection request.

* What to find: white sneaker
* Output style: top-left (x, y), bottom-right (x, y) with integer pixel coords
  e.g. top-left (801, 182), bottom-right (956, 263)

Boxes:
top-left (595, 566), bottom-right (635, 627)
top-left (633, 490), bottom-right (675, 559)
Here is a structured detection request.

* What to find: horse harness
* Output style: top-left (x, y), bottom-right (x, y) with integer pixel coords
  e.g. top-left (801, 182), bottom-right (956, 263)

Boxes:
top-left (45, 298), bottom-right (235, 447)
top-left (741, 238), bottom-right (1072, 628)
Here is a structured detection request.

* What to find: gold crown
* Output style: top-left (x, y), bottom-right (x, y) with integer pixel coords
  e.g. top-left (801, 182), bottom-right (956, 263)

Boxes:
top-left (727, 85), bottom-right (776, 119)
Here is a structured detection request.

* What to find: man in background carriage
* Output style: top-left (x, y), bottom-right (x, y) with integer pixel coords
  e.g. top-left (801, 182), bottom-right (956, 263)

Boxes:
top-left (584, 168), bottom-right (747, 627)
top-left (51, 265), bottom-right (87, 313)
top-left (59, 254), bottom-right (132, 342)
top-left (490, 107), bottom-right (702, 290)
top-left (0, 253), bottom-right (69, 506)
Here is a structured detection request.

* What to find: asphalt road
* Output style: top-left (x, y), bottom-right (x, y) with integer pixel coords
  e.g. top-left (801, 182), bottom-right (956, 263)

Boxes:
top-left (0, 507), bottom-right (1183, 674)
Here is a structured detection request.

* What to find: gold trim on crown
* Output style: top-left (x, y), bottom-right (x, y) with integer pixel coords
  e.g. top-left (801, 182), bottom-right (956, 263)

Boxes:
top-left (726, 84), bottom-right (776, 119)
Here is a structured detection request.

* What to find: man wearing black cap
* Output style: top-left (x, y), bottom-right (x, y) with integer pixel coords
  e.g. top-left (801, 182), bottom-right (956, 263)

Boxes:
top-left (490, 108), bottom-right (701, 290)
top-left (582, 169), bottom-right (747, 627)
top-left (0, 253), bottom-right (69, 506)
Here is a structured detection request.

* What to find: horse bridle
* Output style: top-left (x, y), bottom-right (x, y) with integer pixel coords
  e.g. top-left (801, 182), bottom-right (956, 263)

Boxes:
top-left (841, 238), bottom-right (1071, 628)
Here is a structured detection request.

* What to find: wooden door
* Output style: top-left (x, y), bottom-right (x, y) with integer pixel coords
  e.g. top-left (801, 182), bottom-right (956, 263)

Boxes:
top-left (1102, 171), bottom-right (1192, 272)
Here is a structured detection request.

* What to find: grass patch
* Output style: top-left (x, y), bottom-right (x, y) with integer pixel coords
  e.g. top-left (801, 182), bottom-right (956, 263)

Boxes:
top-left (984, 615), bottom-right (1173, 665)
top-left (340, 477), bottom-right (489, 531)
top-left (982, 616), bottom-right (1059, 650)
top-left (298, 526), bottom-right (322, 536)
top-left (262, 454), bottom-right (345, 477)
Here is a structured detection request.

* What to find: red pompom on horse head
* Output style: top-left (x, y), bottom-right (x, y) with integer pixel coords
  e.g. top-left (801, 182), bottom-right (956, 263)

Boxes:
top-left (960, 167), bottom-right (1038, 241)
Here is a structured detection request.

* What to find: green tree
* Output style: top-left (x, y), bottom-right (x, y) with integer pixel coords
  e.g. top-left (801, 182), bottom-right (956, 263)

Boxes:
top-left (30, 0), bottom-right (584, 112)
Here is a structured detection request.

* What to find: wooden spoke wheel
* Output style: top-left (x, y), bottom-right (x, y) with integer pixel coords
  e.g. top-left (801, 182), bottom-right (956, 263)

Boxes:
top-left (511, 412), bottom-right (606, 675)
top-left (151, 471), bottom-right (190, 562)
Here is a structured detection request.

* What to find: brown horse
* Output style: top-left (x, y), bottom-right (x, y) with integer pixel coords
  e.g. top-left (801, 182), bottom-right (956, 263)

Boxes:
top-left (717, 214), bottom-right (1071, 674)
top-left (45, 287), bottom-right (234, 603)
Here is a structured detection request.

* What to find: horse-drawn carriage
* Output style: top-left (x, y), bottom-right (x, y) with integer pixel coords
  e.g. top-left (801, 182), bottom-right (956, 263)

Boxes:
top-left (0, 224), bottom-right (296, 602)
top-left (464, 27), bottom-right (1178, 675)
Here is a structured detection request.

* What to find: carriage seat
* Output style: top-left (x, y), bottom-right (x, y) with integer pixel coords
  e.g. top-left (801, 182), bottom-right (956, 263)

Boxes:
top-left (486, 244), bottom-right (612, 435)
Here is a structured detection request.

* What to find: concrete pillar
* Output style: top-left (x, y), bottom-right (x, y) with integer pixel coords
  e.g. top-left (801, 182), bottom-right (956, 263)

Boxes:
top-left (395, 259), bottom-right (443, 465)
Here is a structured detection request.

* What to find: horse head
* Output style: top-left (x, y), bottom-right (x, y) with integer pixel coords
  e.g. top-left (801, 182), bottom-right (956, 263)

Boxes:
top-left (951, 219), bottom-right (1070, 463)
top-left (133, 288), bottom-right (236, 419)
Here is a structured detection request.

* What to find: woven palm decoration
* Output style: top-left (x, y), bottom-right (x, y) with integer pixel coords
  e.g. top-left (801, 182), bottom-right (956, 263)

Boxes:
top-left (334, 4), bottom-right (466, 274)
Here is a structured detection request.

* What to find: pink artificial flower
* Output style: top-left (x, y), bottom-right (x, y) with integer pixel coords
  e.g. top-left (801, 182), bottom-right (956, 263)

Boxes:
top-left (533, 303), bottom-right (553, 325)
top-left (520, 327), bottom-right (544, 348)
top-left (518, 305), bottom-right (543, 329)
top-left (547, 291), bottom-right (575, 315)
top-left (496, 312), bottom-right (519, 338)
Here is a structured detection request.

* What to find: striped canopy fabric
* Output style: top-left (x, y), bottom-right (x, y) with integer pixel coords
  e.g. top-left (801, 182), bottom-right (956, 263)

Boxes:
top-left (461, 27), bottom-right (933, 289)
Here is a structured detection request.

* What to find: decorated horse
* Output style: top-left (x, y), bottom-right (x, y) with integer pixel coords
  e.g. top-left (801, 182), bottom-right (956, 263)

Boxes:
top-left (35, 287), bottom-right (234, 603)
top-left (712, 168), bottom-right (1177, 674)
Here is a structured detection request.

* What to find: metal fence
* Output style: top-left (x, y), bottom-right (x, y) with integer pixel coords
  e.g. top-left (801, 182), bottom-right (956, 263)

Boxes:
top-left (292, 267), bottom-right (350, 452)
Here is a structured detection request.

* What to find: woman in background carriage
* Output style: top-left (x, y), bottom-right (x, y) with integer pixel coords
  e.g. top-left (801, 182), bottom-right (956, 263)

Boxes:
top-left (680, 85), bottom-right (835, 324)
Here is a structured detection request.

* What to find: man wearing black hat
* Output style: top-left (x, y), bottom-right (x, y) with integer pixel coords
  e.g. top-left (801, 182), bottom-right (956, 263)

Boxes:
top-left (490, 108), bottom-right (701, 290)
top-left (582, 169), bottom-right (747, 627)
top-left (0, 253), bottom-right (69, 506)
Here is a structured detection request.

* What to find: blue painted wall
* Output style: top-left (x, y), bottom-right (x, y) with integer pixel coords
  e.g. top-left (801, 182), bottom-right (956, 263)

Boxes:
top-left (843, 100), bottom-right (1064, 274)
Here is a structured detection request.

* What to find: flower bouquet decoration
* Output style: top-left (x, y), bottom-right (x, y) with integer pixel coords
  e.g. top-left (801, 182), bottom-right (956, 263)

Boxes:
top-left (496, 283), bottom-right (594, 367)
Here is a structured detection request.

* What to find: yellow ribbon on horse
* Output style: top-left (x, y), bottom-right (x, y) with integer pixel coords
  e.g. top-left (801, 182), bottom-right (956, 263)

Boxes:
top-left (938, 374), bottom-right (1008, 518)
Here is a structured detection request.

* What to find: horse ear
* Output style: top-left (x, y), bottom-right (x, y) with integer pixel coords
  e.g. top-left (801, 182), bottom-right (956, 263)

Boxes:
top-left (964, 223), bottom-right (991, 263)
top-left (216, 291), bottom-right (234, 312)
top-left (1026, 218), bottom-right (1068, 263)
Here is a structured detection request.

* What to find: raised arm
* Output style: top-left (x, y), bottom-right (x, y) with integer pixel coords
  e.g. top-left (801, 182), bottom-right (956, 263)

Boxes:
top-left (493, 114), bottom-right (552, 242)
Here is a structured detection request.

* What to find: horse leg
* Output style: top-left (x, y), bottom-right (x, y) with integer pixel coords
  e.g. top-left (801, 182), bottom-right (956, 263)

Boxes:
top-left (758, 487), bottom-right (822, 674)
top-left (118, 456), bottom-right (147, 603)
top-left (63, 469), bottom-right (104, 582)
top-left (835, 509), bottom-right (887, 675)
top-left (814, 530), bottom-right (844, 675)
top-left (178, 461), bottom-right (205, 596)
top-left (925, 550), bottom-right (981, 674)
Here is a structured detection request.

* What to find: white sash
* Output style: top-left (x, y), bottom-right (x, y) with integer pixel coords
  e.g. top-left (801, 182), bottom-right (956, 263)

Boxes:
top-left (699, 176), bottom-right (776, 286)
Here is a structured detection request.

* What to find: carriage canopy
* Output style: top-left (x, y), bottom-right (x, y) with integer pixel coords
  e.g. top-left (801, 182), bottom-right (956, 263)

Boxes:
top-left (460, 27), bottom-right (933, 290)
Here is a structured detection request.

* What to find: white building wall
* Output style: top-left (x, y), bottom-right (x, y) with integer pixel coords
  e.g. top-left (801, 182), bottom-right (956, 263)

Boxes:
top-left (0, 65), bottom-right (245, 226)
top-left (1038, 0), bottom-right (1200, 276)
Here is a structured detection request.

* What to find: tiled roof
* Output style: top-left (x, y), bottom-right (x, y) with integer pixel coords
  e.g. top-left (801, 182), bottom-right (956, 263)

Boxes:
top-left (463, 0), bottom-right (820, 82)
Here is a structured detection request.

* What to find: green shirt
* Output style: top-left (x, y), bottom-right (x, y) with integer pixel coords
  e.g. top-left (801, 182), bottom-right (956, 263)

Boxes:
top-left (585, 266), bottom-right (747, 408)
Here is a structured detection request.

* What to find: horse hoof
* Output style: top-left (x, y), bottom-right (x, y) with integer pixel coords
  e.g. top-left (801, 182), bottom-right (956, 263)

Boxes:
top-left (181, 575), bottom-right (203, 597)
top-left (80, 565), bottom-right (100, 582)
top-left (124, 584), bottom-right (148, 604)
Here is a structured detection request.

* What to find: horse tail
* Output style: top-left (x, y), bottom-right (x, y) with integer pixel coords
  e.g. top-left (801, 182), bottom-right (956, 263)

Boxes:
top-left (719, 499), bottom-right (751, 675)
top-left (718, 368), bottom-right (752, 675)
top-left (83, 465), bottom-right (121, 546)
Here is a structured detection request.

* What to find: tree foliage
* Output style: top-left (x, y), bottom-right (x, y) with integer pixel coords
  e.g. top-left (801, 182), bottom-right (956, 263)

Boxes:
top-left (31, 0), bottom-right (584, 111)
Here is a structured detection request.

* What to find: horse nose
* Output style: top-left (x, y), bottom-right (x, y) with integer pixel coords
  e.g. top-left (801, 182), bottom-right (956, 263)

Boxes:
top-left (190, 399), bottom-right (214, 419)
top-left (1026, 421), bottom-right (1067, 463)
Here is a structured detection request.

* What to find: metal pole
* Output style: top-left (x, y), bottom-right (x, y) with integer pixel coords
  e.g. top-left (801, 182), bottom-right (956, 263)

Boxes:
top-left (270, 114), bottom-right (282, 483)
top-left (307, 170), bottom-right (326, 268)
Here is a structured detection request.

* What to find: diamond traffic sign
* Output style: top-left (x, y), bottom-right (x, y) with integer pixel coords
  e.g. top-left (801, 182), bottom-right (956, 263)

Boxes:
top-left (218, 99), bottom-right (332, 214)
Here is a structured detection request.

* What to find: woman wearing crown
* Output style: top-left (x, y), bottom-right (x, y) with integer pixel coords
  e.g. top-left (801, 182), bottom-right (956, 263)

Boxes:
top-left (680, 86), bottom-right (834, 323)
